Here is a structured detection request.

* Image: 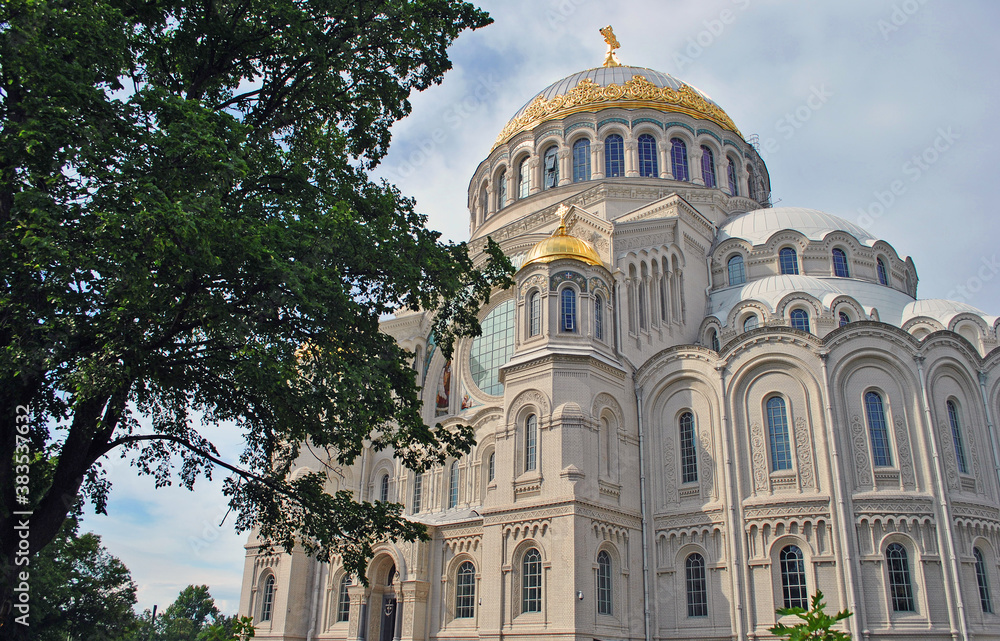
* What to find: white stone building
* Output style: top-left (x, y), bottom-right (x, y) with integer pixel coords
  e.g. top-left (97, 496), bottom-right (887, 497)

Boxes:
top-left (238, 48), bottom-right (1000, 641)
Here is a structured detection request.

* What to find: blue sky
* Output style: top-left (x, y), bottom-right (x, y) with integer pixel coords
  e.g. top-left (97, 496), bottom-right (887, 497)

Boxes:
top-left (84, 0), bottom-right (1000, 615)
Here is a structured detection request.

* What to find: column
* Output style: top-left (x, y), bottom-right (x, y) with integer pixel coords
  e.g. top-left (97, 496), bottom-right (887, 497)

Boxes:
top-left (658, 141), bottom-right (672, 179)
top-left (691, 147), bottom-right (705, 186)
top-left (558, 147), bottom-right (571, 186)
top-left (592, 142), bottom-right (605, 179)
top-left (624, 140), bottom-right (638, 177)
top-left (529, 157), bottom-right (541, 195)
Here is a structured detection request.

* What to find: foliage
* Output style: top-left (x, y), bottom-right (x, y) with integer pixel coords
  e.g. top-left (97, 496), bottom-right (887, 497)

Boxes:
top-left (1, 0), bottom-right (510, 632)
top-left (126, 585), bottom-right (249, 641)
top-left (769, 591), bottom-right (853, 641)
top-left (30, 518), bottom-right (139, 641)
top-left (197, 615), bottom-right (256, 641)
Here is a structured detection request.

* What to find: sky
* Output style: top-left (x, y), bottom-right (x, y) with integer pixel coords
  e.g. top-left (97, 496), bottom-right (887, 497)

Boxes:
top-left (84, 0), bottom-right (1000, 616)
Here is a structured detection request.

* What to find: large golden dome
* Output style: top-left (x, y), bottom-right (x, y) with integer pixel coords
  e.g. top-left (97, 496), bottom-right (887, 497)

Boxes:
top-left (522, 221), bottom-right (603, 269)
top-left (492, 65), bottom-right (741, 150)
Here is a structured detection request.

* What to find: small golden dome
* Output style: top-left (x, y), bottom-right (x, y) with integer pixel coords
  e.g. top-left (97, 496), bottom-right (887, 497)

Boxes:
top-left (522, 222), bottom-right (603, 269)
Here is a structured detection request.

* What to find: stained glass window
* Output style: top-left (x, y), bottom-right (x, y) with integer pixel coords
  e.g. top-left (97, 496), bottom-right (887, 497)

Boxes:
top-left (469, 299), bottom-right (515, 396)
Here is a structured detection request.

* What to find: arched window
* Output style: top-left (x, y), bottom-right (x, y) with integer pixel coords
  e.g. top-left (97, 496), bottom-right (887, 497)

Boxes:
top-left (528, 291), bottom-right (541, 337)
top-left (487, 451), bottom-right (495, 482)
top-left (497, 170), bottom-right (507, 210)
top-left (876, 258), bottom-right (889, 286)
top-left (605, 134), bottom-right (624, 177)
top-left (790, 308), bottom-right (810, 333)
top-left (517, 158), bottom-right (530, 199)
top-left (727, 157), bottom-right (739, 195)
top-left (336, 575), bottom-right (351, 622)
top-left (974, 547), bottom-right (993, 613)
top-left (412, 472), bottom-right (423, 513)
top-left (839, 311), bottom-right (850, 327)
top-left (679, 412), bottom-right (698, 483)
top-left (543, 145), bottom-right (559, 189)
top-left (597, 550), bottom-right (613, 615)
top-left (670, 138), bottom-right (689, 181)
top-left (638, 278), bottom-right (647, 330)
top-left (525, 414), bottom-right (537, 471)
top-left (479, 184), bottom-right (488, 221)
top-left (638, 134), bottom-right (658, 177)
top-left (379, 473), bottom-right (389, 502)
top-left (886, 543), bottom-right (914, 612)
top-left (710, 329), bottom-right (720, 352)
top-left (572, 138), bottom-right (591, 182)
top-left (560, 288), bottom-right (576, 332)
top-left (448, 462), bottom-right (459, 509)
top-left (594, 294), bottom-right (604, 341)
top-left (767, 397), bottom-right (793, 471)
top-left (779, 545), bottom-right (808, 610)
top-left (522, 548), bottom-right (542, 613)
top-left (700, 145), bottom-right (716, 187)
top-left (728, 254), bottom-right (746, 286)
top-left (260, 574), bottom-right (275, 622)
top-left (832, 248), bottom-right (850, 277)
top-left (747, 165), bottom-right (758, 201)
top-left (686, 553), bottom-right (708, 617)
top-left (743, 315), bottom-right (759, 332)
top-left (946, 400), bottom-right (969, 474)
top-left (864, 391), bottom-right (893, 467)
top-left (779, 247), bottom-right (799, 275)
top-left (456, 561), bottom-right (476, 618)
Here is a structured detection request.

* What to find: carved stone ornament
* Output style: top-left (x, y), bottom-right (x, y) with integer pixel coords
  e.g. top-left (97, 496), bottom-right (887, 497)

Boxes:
top-left (750, 421), bottom-right (768, 492)
top-left (850, 414), bottom-right (872, 488)
top-left (663, 426), bottom-right (677, 504)
top-left (893, 417), bottom-right (914, 488)
top-left (794, 416), bottom-right (815, 489)
top-left (940, 421), bottom-right (959, 490)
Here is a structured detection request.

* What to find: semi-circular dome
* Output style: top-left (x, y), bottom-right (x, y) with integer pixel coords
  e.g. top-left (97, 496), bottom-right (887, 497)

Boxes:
top-left (717, 207), bottom-right (879, 247)
top-left (492, 65), bottom-right (741, 150)
top-left (521, 222), bottom-right (603, 269)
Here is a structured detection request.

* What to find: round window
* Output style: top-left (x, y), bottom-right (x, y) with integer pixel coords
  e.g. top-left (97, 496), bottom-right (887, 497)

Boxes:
top-left (469, 299), bottom-right (516, 396)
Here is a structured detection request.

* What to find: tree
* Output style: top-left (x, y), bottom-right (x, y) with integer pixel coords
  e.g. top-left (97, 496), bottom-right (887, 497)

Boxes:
top-left (30, 518), bottom-right (139, 641)
top-left (1, 0), bottom-right (509, 632)
top-left (769, 591), bottom-right (853, 641)
top-left (127, 584), bottom-right (245, 641)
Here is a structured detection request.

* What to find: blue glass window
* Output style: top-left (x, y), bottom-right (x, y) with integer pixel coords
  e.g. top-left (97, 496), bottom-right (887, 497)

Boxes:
top-left (727, 157), bottom-right (738, 195)
top-left (638, 134), bottom-right (658, 177)
top-left (522, 548), bottom-right (542, 612)
top-left (518, 158), bottom-right (530, 199)
top-left (470, 299), bottom-right (516, 396)
top-left (710, 330), bottom-right (720, 352)
top-left (412, 472), bottom-right (423, 512)
top-left (947, 400), bottom-right (968, 474)
top-left (877, 258), bottom-right (889, 286)
top-left (779, 247), bottom-right (799, 275)
top-left (456, 561), bottom-right (476, 618)
top-left (767, 397), bottom-right (793, 471)
top-left (680, 412), bottom-right (698, 483)
top-left (525, 414), bottom-right (537, 471)
top-left (605, 134), bottom-right (624, 177)
top-left (261, 575), bottom-right (275, 621)
top-left (594, 294), bottom-right (604, 341)
top-left (886, 543), bottom-right (914, 612)
top-left (686, 553), bottom-right (708, 617)
top-left (561, 288), bottom-right (576, 332)
top-left (832, 248), bottom-right (850, 277)
top-left (497, 169), bottom-right (507, 210)
top-left (448, 462), bottom-right (459, 508)
top-left (543, 145), bottom-right (558, 189)
top-left (670, 138), bottom-right (689, 181)
top-left (528, 291), bottom-right (541, 337)
top-left (572, 138), bottom-right (591, 182)
top-left (701, 145), bottom-right (716, 187)
top-left (597, 551), bottom-right (613, 615)
top-left (790, 309), bottom-right (810, 333)
top-left (779, 546), bottom-right (808, 610)
top-left (728, 254), bottom-right (746, 286)
top-left (975, 548), bottom-right (993, 613)
top-left (865, 391), bottom-right (893, 467)
top-left (336, 575), bottom-right (350, 622)
top-left (839, 312), bottom-right (850, 327)
top-left (743, 315), bottom-right (759, 332)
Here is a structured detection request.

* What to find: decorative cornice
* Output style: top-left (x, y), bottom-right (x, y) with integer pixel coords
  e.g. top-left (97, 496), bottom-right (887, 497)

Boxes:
top-left (492, 75), bottom-right (742, 150)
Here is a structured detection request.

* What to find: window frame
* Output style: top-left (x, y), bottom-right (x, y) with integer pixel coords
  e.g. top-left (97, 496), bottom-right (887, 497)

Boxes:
top-left (522, 548), bottom-right (542, 613)
top-left (864, 391), bottom-right (893, 467)
top-left (839, 311), bottom-right (850, 327)
top-left (572, 138), bottom-right (591, 182)
top-left (728, 254), bottom-right (746, 286)
top-left (596, 550), bottom-right (613, 616)
top-left (766, 396), bottom-right (794, 472)
top-left (379, 473), bottom-right (390, 502)
top-left (455, 560), bottom-right (476, 619)
top-left (743, 315), bottom-right (759, 332)
top-left (336, 574), bottom-right (351, 623)
top-left (260, 574), bottom-right (276, 622)
top-left (637, 133), bottom-right (658, 177)
top-left (670, 137), bottom-right (689, 181)
top-left (779, 247), bottom-right (799, 275)
top-left (560, 287), bottom-right (577, 333)
top-left (727, 157), bottom-right (739, 195)
top-left (604, 134), bottom-right (624, 178)
top-left (542, 145), bottom-right (559, 189)
top-left (886, 542), bottom-right (915, 612)
top-left (594, 293), bottom-right (604, 341)
top-left (679, 411), bottom-right (698, 484)
top-left (789, 308), bottom-right (810, 333)
top-left (946, 399), bottom-right (969, 474)
top-left (525, 414), bottom-right (538, 472)
top-left (685, 552), bottom-right (708, 617)
top-left (876, 257), bottom-right (889, 286)
top-left (448, 461), bottom-right (459, 509)
top-left (779, 545), bottom-right (808, 610)
top-left (412, 472), bottom-right (423, 513)
top-left (974, 547), bottom-right (993, 614)
top-left (496, 169), bottom-right (507, 211)
top-left (832, 248), bottom-right (850, 277)
top-left (700, 145), bottom-right (716, 188)
top-left (517, 157), bottom-right (530, 199)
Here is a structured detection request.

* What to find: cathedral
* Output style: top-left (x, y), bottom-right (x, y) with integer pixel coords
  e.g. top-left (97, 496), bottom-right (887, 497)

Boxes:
top-left (238, 30), bottom-right (1000, 641)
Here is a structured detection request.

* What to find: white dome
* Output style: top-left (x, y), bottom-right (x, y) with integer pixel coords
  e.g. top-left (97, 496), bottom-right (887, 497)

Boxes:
top-left (902, 299), bottom-right (997, 327)
top-left (717, 207), bottom-right (878, 247)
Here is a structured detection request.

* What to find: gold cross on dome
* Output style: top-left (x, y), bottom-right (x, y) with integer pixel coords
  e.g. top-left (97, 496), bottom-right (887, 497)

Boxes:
top-left (600, 26), bottom-right (622, 67)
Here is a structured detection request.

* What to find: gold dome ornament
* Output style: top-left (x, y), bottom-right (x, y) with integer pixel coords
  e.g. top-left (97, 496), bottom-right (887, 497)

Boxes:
top-left (600, 25), bottom-right (622, 67)
top-left (521, 206), bottom-right (603, 269)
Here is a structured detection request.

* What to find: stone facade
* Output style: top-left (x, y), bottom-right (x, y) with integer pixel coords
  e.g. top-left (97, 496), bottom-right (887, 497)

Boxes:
top-left (239, 63), bottom-right (1000, 641)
